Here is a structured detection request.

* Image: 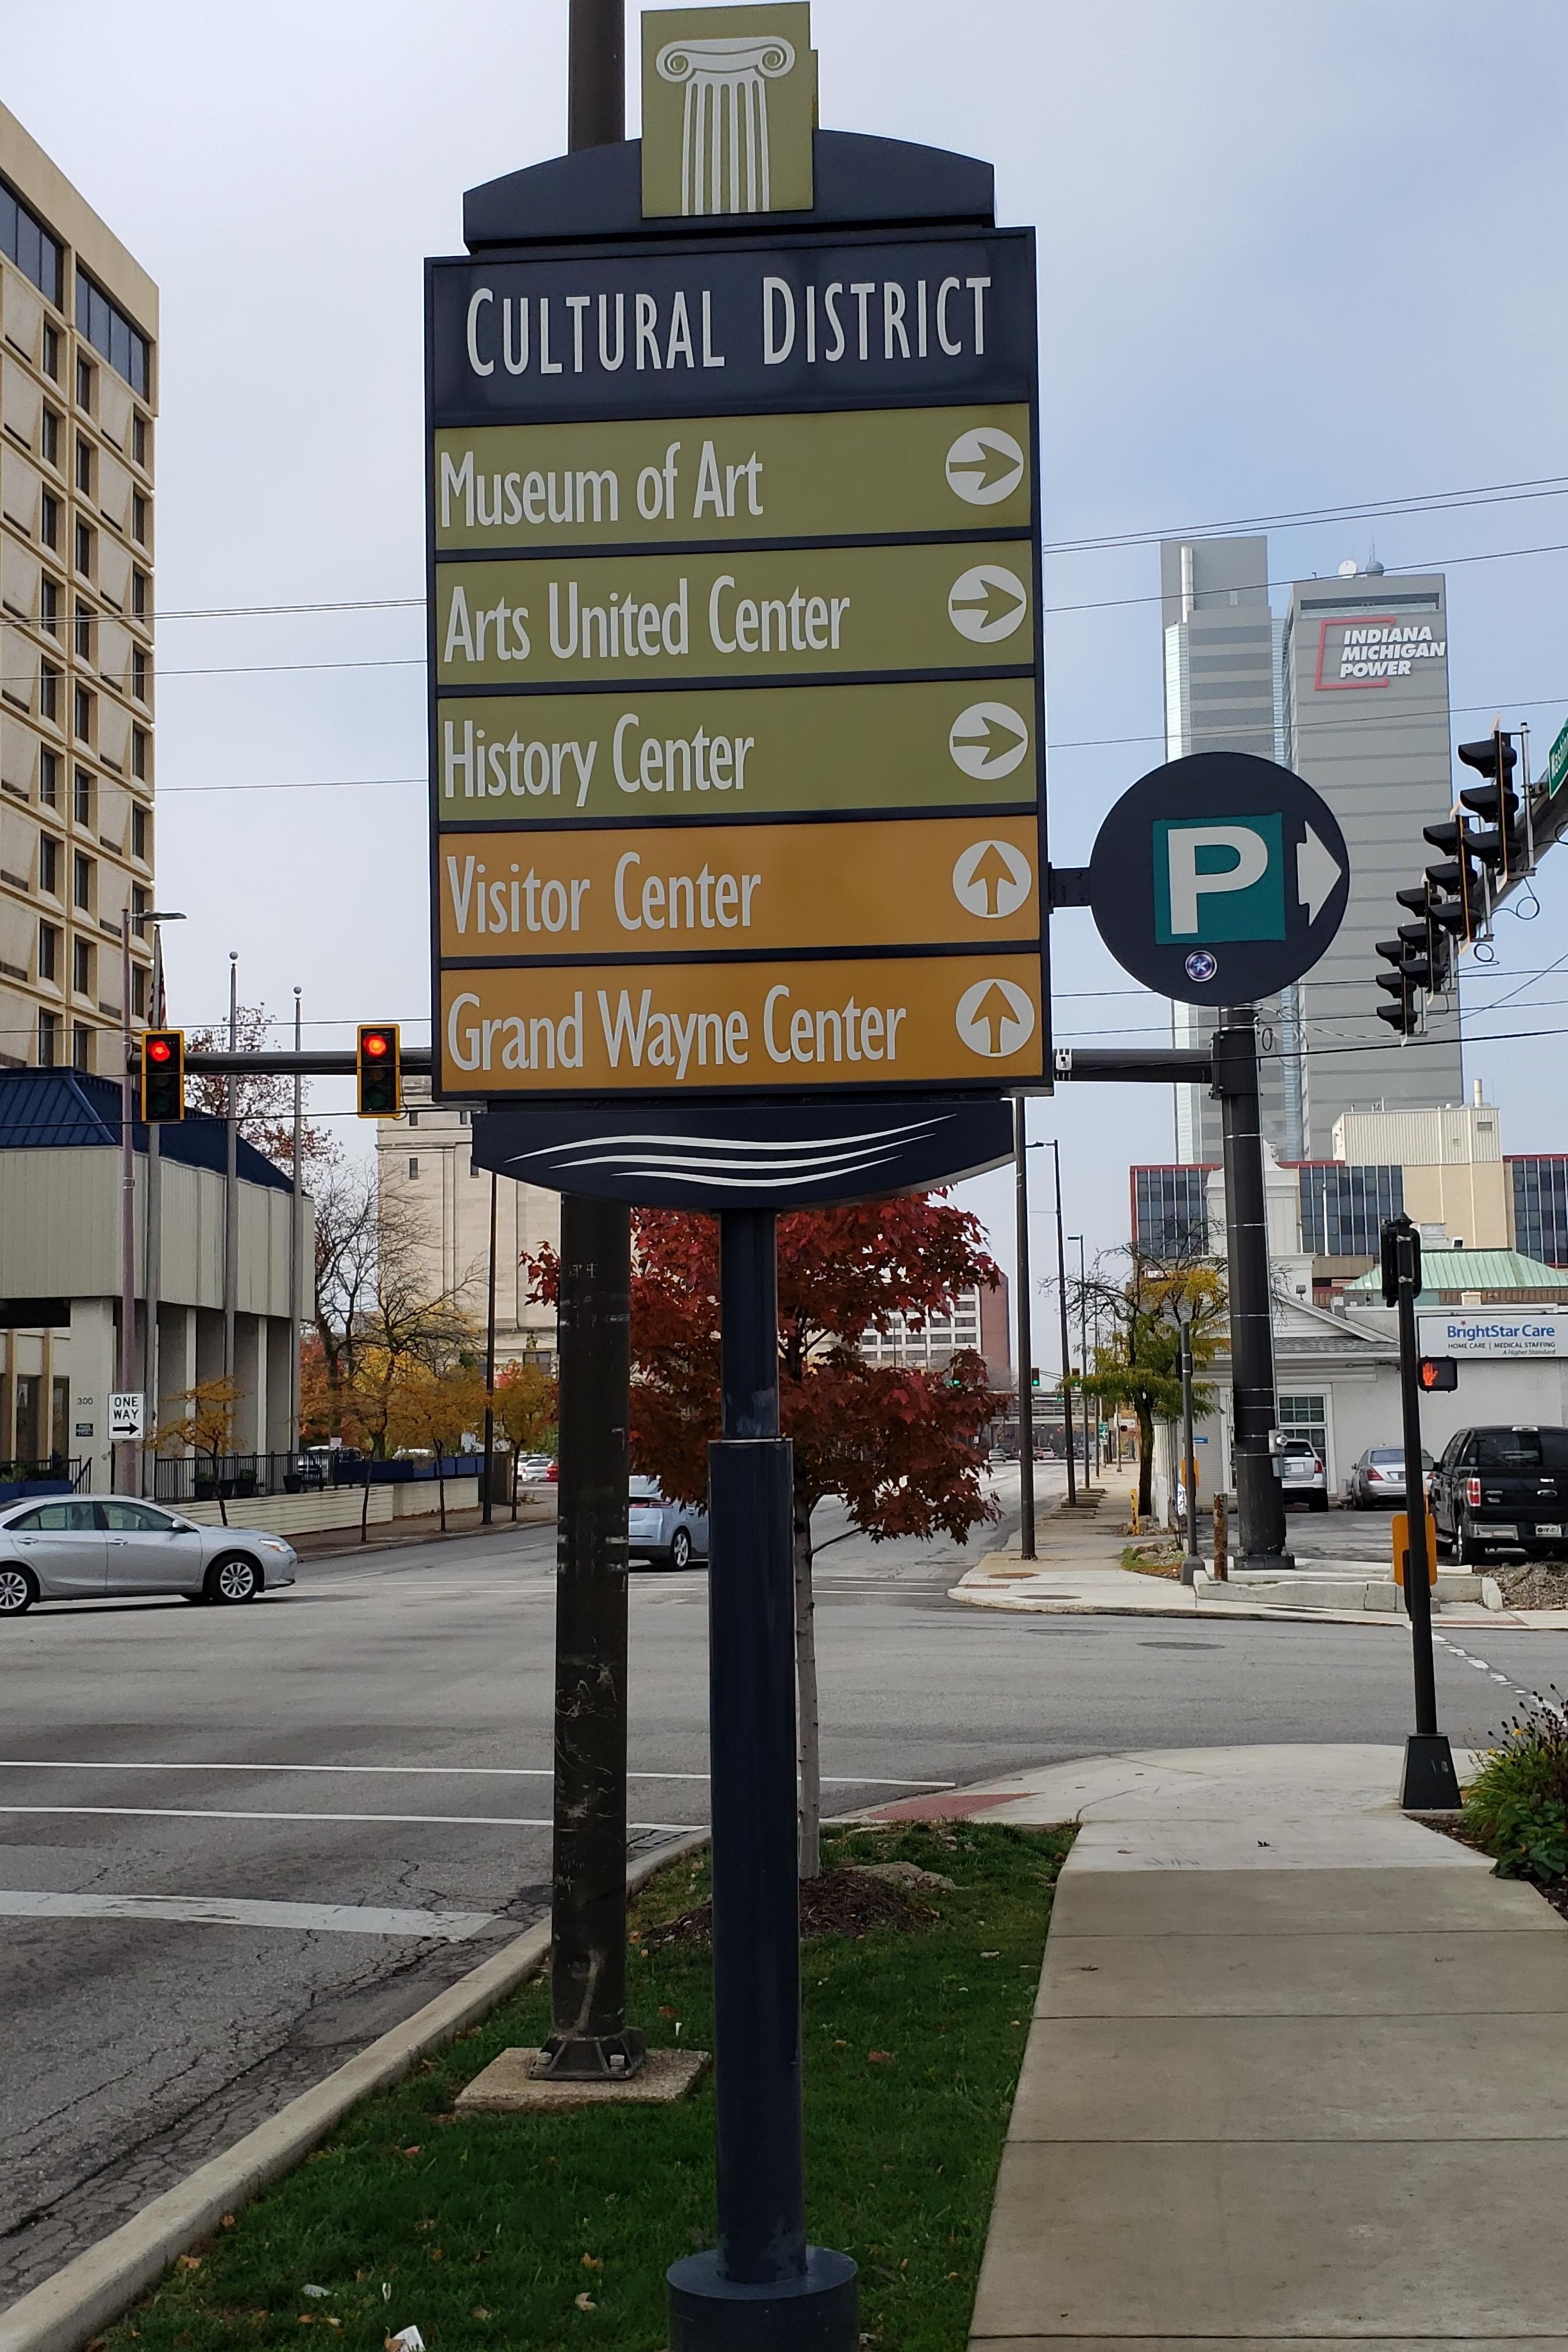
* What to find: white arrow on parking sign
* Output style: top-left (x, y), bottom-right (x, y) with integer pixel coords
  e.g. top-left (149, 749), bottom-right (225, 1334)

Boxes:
top-left (1296, 825), bottom-right (1343, 923)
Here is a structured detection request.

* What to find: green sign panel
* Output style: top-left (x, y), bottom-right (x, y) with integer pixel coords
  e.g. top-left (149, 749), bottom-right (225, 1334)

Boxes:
top-left (432, 405), bottom-right (1031, 550)
top-left (436, 542), bottom-right (1033, 688)
top-left (1549, 717), bottom-right (1568, 799)
top-left (436, 677), bottom-right (1037, 823)
top-left (1152, 814), bottom-right (1286, 945)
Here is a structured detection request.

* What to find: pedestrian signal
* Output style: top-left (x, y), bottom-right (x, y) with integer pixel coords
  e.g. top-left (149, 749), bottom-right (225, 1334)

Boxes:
top-left (140, 1028), bottom-right (184, 1122)
top-left (356, 1024), bottom-right (401, 1118)
top-left (1418, 1356), bottom-right (1459, 1393)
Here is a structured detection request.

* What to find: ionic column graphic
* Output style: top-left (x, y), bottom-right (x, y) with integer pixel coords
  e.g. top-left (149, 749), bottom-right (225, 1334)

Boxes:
top-left (656, 35), bottom-right (796, 215)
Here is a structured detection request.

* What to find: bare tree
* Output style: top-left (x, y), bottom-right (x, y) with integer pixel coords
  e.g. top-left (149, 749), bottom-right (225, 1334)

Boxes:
top-left (1065, 1245), bottom-right (1225, 1523)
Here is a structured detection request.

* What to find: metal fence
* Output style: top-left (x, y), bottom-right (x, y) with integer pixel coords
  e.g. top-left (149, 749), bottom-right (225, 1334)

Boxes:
top-left (0, 1455), bottom-right (89, 1503)
top-left (150, 1452), bottom-right (485, 1504)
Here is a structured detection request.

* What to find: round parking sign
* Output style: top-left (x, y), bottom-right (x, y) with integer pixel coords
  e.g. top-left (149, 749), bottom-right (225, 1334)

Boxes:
top-left (1087, 751), bottom-right (1350, 1005)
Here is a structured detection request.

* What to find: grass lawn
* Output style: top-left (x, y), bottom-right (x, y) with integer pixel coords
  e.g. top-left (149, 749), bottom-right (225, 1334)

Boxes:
top-left (99, 1820), bottom-right (1072, 2352)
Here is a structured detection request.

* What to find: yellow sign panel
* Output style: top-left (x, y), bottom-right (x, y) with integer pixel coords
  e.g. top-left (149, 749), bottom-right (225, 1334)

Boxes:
top-left (435, 541), bottom-right (1034, 688)
top-left (438, 815), bottom-right (1040, 960)
top-left (1392, 1510), bottom-right (1438, 1587)
top-left (440, 954), bottom-right (1044, 1093)
top-left (432, 405), bottom-right (1032, 550)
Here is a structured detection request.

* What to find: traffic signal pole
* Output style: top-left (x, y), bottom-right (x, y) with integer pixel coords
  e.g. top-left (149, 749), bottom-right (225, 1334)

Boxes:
top-left (1212, 1011), bottom-right (1292, 1573)
top-left (1013, 1098), bottom-right (1036, 1559)
top-left (1385, 1214), bottom-right (1461, 1811)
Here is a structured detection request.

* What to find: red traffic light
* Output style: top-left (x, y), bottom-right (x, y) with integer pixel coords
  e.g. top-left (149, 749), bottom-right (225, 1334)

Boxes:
top-left (362, 1030), bottom-right (391, 1058)
top-left (146, 1036), bottom-right (173, 1064)
top-left (356, 1023), bottom-right (401, 1117)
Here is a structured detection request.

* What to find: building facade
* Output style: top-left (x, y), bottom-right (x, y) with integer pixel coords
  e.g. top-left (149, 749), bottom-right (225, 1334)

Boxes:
top-left (0, 103), bottom-right (156, 1080)
top-left (375, 1083), bottom-right (561, 1366)
top-left (1279, 565), bottom-right (1462, 1153)
top-left (1510, 1155), bottom-right (1568, 1268)
top-left (856, 1276), bottom-right (1012, 1391)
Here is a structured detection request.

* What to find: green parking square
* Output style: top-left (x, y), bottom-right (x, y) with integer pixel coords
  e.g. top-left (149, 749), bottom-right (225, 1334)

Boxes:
top-left (1153, 814), bottom-right (1284, 943)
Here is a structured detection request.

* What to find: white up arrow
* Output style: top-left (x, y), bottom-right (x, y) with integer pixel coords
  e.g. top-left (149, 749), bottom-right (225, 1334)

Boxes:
top-left (1296, 825), bottom-right (1342, 924)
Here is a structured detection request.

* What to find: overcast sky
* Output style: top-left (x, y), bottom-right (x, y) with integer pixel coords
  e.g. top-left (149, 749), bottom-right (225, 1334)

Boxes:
top-left (8, 1), bottom-right (1568, 1373)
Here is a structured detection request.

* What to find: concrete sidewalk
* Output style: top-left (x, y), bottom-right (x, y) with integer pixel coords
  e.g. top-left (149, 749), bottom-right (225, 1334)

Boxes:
top-left (884, 1746), bottom-right (1568, 2350)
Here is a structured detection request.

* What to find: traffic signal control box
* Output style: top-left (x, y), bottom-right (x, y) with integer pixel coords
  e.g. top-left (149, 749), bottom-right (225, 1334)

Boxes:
top-left (1392, 1510), bottom-right (1438, 1589)
top-left (140, 1028), bottom-right (184, 1122)
top-left (356, 1024), bottom-right (401, 1118)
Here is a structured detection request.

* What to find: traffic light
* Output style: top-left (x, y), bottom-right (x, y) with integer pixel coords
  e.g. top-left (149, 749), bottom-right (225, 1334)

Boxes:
top-left (1374, 939), bottom-right (1422, 1035)
top-left (139, 1028), bottom-right (184, 1122)
top-left (356, 1023), bottom-right (401, 1117)
top-left (1396, 882), bottom-right (1457, 995)
top-left (1457, 730), bottom-right (1527, 886)
top-left (1380, 1214), bottom-right (1421, 1306)
top-left (1422, 814), bottom-right (1486, 944)
top-left (1418, 1356), bottom-right (1460, 1392)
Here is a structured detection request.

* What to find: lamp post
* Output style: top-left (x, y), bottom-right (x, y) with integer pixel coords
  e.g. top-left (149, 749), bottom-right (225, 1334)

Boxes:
top-left (120, 905), bottom-right (183, 1496)
top-left (1038, 1140), bottom-right (1077, 1506)
top-left (1070, 1234), bottom-right (1091, 1486)
top-left (1173, 1294), bottom-right (1202, 1584)
top-left (1012, 1097), bottom-right (1035, 1560)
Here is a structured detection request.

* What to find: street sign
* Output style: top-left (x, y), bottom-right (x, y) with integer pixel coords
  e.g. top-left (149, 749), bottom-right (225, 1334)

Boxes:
top-left (108, 1392), bottom-right (145, 1441)
top-left (427, 136), bottom-right (1046, 1102)
top-left (1087, 751), bottom-right (1350, 1005)
top-left (1549, 716), bottom-right (1568, 800)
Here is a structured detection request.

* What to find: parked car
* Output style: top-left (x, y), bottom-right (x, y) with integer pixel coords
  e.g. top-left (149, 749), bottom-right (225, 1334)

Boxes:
top-left (1279, 1437), bottom-right (1329, 1511)
top-left (1346, 1447), bottom-right (1434, 1510)
top-left (1428, 1425), bottom-right (1568, 1564)
top-left (519, 1454), bottom-right (555, 1480)
top-left (626, 1475), bottom-right (709, 1570)
top-left (0, 1496), bottom-right (297, 1618)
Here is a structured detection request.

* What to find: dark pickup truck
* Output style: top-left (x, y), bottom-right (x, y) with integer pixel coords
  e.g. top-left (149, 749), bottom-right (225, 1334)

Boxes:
top-left (1429, 1425), bottom-right (1568, 1565)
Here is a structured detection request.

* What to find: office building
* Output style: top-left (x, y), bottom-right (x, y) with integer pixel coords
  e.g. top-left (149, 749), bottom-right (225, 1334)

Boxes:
top-left (376, 1082), bottom-right (561, 1366)
top-left (0, 103), bottom-right (156, 1080)
top-left (1159, 537), bottom-right (1293, 1162)
top-left (1509, 1155), bottom-right (1568, 1267)
top-left (856, 1278), bottom-right (1012, 1391)
top-left (1279, 564), bottom-right (1462, 1153)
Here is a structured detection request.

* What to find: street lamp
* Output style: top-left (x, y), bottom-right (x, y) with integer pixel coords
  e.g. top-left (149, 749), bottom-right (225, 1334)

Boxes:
top-left (1028, 1139), bottom-right (1078, 1509)
top-left (1069, 1234), bottom-right (1092, 1485)
top-left (120, 906), bottom-right (184, 1495)
top-left (1172, 1293), bottom-right (1202, 1584)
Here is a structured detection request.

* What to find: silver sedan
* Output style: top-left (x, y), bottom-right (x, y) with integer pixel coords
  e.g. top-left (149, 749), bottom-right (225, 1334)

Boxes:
top-left (0, 1495), bottom-right (297, 1616)
top-left (627, 1475), bottom-right (709, 1571)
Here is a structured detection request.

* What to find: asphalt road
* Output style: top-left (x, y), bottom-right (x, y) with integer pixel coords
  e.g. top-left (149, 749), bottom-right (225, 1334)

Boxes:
top-left (4, 1471), bottom-right (1566, 2304)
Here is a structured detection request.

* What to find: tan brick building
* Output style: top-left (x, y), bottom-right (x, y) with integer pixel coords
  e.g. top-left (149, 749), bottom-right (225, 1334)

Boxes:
top-left (0, 101), bottom-right (156, 1080)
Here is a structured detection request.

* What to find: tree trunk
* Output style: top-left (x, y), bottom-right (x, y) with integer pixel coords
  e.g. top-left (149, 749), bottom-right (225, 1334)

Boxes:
top-left (793, 1490), bottom-right (822, 1882)
top-left (1135, 1405), bottom-right (1155, 1523)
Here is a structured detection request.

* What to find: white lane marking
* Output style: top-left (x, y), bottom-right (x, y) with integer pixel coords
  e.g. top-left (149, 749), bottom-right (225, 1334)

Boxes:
top-left (1431, 1630), bottom-right (1562, 1719)
top-left (0, 1805), bottom-right (692, 1831)
top-left (0, 1889), bottom-right (495, 1940)
top-left (0, 1760), bottom-right (953, 1790)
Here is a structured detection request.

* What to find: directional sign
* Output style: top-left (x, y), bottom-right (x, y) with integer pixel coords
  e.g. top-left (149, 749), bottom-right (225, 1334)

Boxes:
top-left (427, 108), bottom-right (1047, 1101)
top-left (1087, 751), bottom-right (1350, 1005)
top-left (1550, 716), bottom-right (1568, 800)
top-left (108, 1392), bottom-right (145, 1441)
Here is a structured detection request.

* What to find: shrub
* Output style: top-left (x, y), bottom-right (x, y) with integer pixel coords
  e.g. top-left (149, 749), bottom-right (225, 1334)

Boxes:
top-left (1464, 1693), bottom-right (1568, 1883)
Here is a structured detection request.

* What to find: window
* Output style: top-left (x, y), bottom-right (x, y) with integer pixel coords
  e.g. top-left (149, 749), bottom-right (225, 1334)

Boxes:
top-left (72, 937), bottom-right (92, 996)
top-left (407, 1111), bottom-right (419, 1128)
top-left (73, 684), bottom-right (92, 743)
top-left (41, 408), bottom-right (60, 468)
top-left (131, 963), bottom-right (146, 1018)
top-left (37, 921), bottom-right (57, 980)
top-left (1510, 1158), bottom-right (1568, 1268)
top-left (39, 577), bottom-right (57, 636)
top-left (0, 177), bottom-right (64, 308)
top-left (407, 1157), bottom-right (419, 1178)
top-left (1133, 1166), bottom-right (1212, 1261)
top-left (132, 414), bottom-right (147, 468)
top-left (38, 750), bottom-right (57, 807)
top-left (131, 492), bottom-right (147, 545)
top-left (74, 601), bottom-right (93, 661)
top-left (459, 1110), bottom-right (471, 1125)
top-left (131, 727), bottom-right (148, 781)
top-left (131, 883), bottom-right (148, 926)
top-left (131, 645), bottom-right (148, 701)
top-left (131, 803), bottom-right (147, 861)
top-left (72, 850), bottom-right (91, 909)
top-left (1278, 1394), bottom-right (1328, 1464)
top-left (132, 569), bottom-right (148, 619)
top-left (76, 271), bottom-right (150, 398)
top-left (74, 437), bottom-right (92, 496)
top-left (75, 354), bottom-right (93, 411)
top-left (40, 492), bottom-right (57, 550)
top-left (38, 833), bottom-right (58, 894)
top-left (1298, 1164), bottom-right (1402, 1258)
top-left (71, 1021), bottom-right (89, 1071)
top-left (37, 1007), bottom-right (57, 1066)
top-left (39, 662), bottom-right (58, 722)
top-left (72, 766), bottom-right (92, 824)
top-left (42, 323), bottom-right (58, 380)
top-left (74, 519), bottom-right (93, 578)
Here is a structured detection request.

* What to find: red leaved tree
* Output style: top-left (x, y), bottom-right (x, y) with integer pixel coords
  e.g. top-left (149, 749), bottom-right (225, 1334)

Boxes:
top-left (531, 1195), bottom-right (1000, 1876)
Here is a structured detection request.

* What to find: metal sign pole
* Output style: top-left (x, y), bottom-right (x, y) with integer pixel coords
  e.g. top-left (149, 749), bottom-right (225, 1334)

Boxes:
top-left (1212, 1010), bottom-right (1292, 1573)
top-left (667, 1209), bottom-right (858, 2351)
top-left (1389, 1216), bottom-right (1461, 1809)
top-left (1013, 1097), bottom-right (1036, 1559)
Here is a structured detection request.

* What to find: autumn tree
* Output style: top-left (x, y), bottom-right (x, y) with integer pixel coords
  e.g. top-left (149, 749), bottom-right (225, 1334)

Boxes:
top-left (531, 1196), bottom-right (1000, 1877)
top-left (184, 1001), bottom-right (337, 1173)
top-left (151, 1377), bottom-right (240, 1525)
top-left (1074, 1251), bottom-right (1225, 1522)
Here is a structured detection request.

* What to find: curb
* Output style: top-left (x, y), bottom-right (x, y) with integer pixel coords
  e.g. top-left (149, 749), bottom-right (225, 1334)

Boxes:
top-left (0, 1835), bottom-right (705, 2352)
top-left (947, 1582), bottom-right (1404, 1626)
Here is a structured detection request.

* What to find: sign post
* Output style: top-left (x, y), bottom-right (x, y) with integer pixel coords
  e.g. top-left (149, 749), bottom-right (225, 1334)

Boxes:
top-left (437, 9), bottom-right (1043, 2343)
top-left (1382, 1213), bottom-right (1462, 1811)
top-left (1083, 750), bottom-right (1351, 1572)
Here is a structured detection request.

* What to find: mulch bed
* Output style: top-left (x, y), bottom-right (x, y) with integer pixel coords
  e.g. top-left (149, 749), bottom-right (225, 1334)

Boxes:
top-left (1496, 1562), bottom-right (1568, 1609)
top-left (635, 1866), bottom-right (937, 1952)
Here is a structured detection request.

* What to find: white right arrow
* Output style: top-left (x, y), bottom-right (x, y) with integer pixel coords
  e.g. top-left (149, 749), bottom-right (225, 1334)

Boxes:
top-left (1297, 824), bottom-right (1342, 923)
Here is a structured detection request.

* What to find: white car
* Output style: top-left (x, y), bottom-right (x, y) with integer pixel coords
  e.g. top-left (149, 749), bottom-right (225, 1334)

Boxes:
top-left (0, 1496), bottom-right (297, 1617)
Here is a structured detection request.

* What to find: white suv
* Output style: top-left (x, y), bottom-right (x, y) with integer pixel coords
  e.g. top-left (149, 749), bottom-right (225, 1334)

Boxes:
top-left (1279, 1438), bottom-right (1329, 1512)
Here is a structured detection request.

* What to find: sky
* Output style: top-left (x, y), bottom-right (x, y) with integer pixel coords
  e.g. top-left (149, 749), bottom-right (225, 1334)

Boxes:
top-left (8, 0), bottom-right (1568, 1378)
